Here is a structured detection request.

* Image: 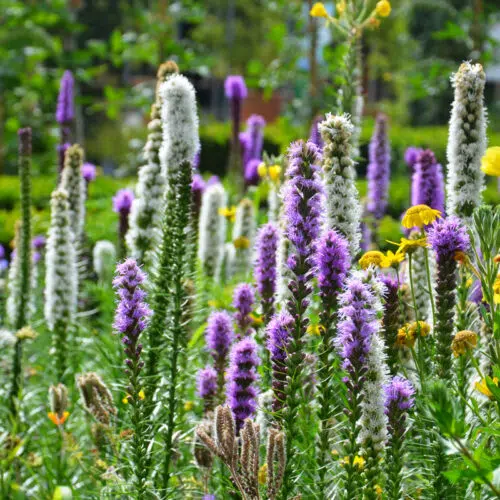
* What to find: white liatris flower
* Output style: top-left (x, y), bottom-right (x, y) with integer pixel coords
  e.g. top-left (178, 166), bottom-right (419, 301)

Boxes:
top-left (446, 62), bottom-right (487, 219)
top-left (44, 189), bottom-right (77, 331)
top-left (319, 113), bottom-right (362, 257)
top-left (60, 145), bottom-right (86, 238)
top-left (221, 242), bottom-right (236, 282)
top-left (198, 183), bottom-right (227, 279)
top-left (267, 184), bottom-right (280, 223)
top-left (230, 198), bottom-right (256, 277)
top-left (159, 74), bottom-right (200, 178)
top-left (93, 240), bottom-right (116, 283)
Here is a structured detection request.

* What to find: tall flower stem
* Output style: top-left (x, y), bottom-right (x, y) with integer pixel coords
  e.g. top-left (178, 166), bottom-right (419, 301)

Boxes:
top-left (9, 128), bottom-right (32, 419)
top-left (423, 247), bottom-right (436, 326)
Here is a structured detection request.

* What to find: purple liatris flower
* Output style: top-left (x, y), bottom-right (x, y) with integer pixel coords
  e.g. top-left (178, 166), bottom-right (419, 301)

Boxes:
top-left (206, 175), bottom-right (220, 187)
top-left (113, 189), bottom-right (134, 258)
top-left (243, 114), bottom-right (266, 165)
top-left (32, 235), bottom-right (46, 251)
top-left (411, 149), bottom-right (445, 214)
top-left (404, 147), bottom-right (422, 170)
top-left (309, 115), bottom-right (324, 150)
top-left (224, 75), bottom-right (248, 100)
top-left (191, 173), bottom-right (206, 216)
top-left (226, 337), bottom-right (260, 432)
top-left (197, 366), bottom-right (218, 411)
top-left (385, 376), bottom-right (415, 416)
top-left (316, 230), bottom-right (350, 308)
top-left (427, 217), bottom-right (470, 378)
top-left (113, 259), bottom-right (151, 373)
top-left (266, 312), bottom-right (294, 413)
top-left (233, 283), bottom-right (255, 338)
top-left (56, 70), bottom-right (75, 125)
top-left (244, 158), bottom-right (261, 186)
top-left (367, 113), bottom-right (391, 220)
top-left (254, 223), bottom-right (278, 321)
top-left (82, 162), bottom-right (97, 183)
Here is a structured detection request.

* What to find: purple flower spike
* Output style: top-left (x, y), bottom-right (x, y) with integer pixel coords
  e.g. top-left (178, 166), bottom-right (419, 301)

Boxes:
top-left (367, 113), bottom-right (391, 220)
top-left (267, 312), bottom-right (294, 413)
top-left (113, 189), bottom-right (134, 215)
top-left (226, 337), bottom-right (260, 432)
top-left (113, 259), bottom-right (151, 369)
top-left (244, 158), bottom-right (261, 186)
top-left (404, 147), bottom-right (422, 170)
top-left (411, 149), bottom-right (445, 214)
top-left (191, 173), bottom-right (206, 215)
top-left (284, 140), bottom-right (323, 263)
top-left (205, 311), bottom-right (234, 363)
top-left (56, 70), bottom-right (75, 125)
top-left (309, 115), bottom-right (324, 150)
top-left (224, 75), bottom-right (248, 100)
top-left (254, 223), bottom-right (278, 321)
top-left (233, 283), bottom-right (255, 338)
top-left (206, 175), bottom-right (220, 187)
top-left (82, 162), bottom-right (97, 183)
top-left (384, 376), bottom-right (414, 436)
top-left (427, 216), bottom-right (470, 262)
top-left (32, 235), bottom-right (46, 251)
top-left (244, 114), bottom-right (266, 165)
top-left (197, 366), bottom-right (218, 402)
top-left (316, 230), bottom-right (350, 305)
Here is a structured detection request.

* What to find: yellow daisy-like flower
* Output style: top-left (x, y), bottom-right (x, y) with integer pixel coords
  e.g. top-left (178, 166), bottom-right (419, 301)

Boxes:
top-left (310, 2), bottom-right (329, 18)
top-left (184, 401), bottom-right (194, 412)
top-left (257, 162), bottom-right (268, 177)
top-left (375, 0), bottom-right (391, 17)
top-left (475, 377), bottom-right (499, 398)
top-left (359, 250), bottom-right (385, 269)
top-left (381, 250), bottom-right (405, 268)
top-left (451, 330), bottom-right (478, 357)
top-left (218, 206), bottom-right (237, 222)
top-left (353, 455), bottom-right (366, 470)
top-left (234, 236), bottom-right (251, 249)
top-left (48, 411), bottom-right (70, 426)
top-left (494, 274), bottom-right (500, 304)
top-left (389, 237), bottom-right (428, 255)
top-left (122, 395), bottom-right (130, 404)
top-left (402, 204), bottom-right (441, 229)
top-left (307, 324), bottom-right (325, 336)
top-left (258, 464), bottom-right (267, 485)
top-left (480, 147), bottom-right (500, 176)
top-left (396, 321), bottom-right (431, 348)
top-left (268, 165), bottom-right (282, 183)
top-left (336, 0), bottom-right (346, 16)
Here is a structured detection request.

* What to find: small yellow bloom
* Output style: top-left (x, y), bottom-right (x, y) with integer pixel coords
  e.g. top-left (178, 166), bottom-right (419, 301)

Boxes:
top-left (207, 300), bottom-right (219, 308)
top-left (258, 463), bottom-right (267, 485)
top-left (493, 254), bottom-right (500, 264)
top-left (184, 401), bottom-right (194, 412)
top-left (375, 0), bottom-right (391, 17)
top-left (138, 389), bottom-right (145, 400)
top-left (465, 278), bottom-right (473, 288)
top-left (234, 236), bottom-right (251, 249)
top-left (336, 0), bottom-right (346, 16)
top-left (475, 377), bottom-right (499, 398)
top-left (331, 449), bottom-right (339, 457)
top-left (268, 165), bottom-right (282, 183)
top-left (307, 324), bottom-right (325, 336)
top-left (48, 411), bottom-right (70, 426)
top-left (96, 459), bottom-right (108, 470)
top-left (353, 455), bottom-right (366, 470)
top-left (396, 321), bottom-right (431, 348)
top-left (480, 147), bottom-right (500, 176)
top-left (451, 330), bottom-right (478, 357)
top-left (381, 250), bottom-right (405, 268)
top-left (249, 313), bottom-right (264, 326)
top-left (218, 206), bottom-right (237, 222)
top-left (258, 162), bottom-right (268, 177)
top-left (122, 396), bottom-right (129, 404)
top-left (389, 237), bottom-right (428, 255)
top-left (374, 484), bottom-right (383, 497)
top-left (368, 17), bottom-right (381, 29)
top-left (494, 274), bottom-right (500, 304)
top-left (310, 2), bottom-right (329, 18)
top-left (16, 326), bottom-right (38, 341)
top-left (359, 250), bottom-right (385, 269)
top-left (402, 205), bottom-right (441, 229)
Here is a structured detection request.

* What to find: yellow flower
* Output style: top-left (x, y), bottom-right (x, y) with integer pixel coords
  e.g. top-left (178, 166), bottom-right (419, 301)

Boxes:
top-left (258, 162), bottom-right (268, 177)
top-left (122, 395), bottom-right (129, 404)
top-left (375, 0), bottom-right (391, 17)
top-left (381, 250), bottom-right (405, 268)
top-left (96, 458), bottom-right (108, 470)
top-left (15, 326), bottom-right (38, 341)
top-left (353, 456), bottom-right (366, 470)
top-left (249, 313), bottom-right (264, 326)
top-left (234, 236), bottom-right (250, 249)
top-left (207, 300), bottom-right (219, 308)
top-left (389, 237), bottom-right (428, 255)
top-left (368, 17), bottom-right (381, 29)
top-left (465, 278), bottom-right (473, 288)
top-left (258, 464), bottom-right (267, 485)
top-left (138, 389), bottom-right (145, 400)
top-left (494, 274), bottom-right (500, 304)
top-left (48, 411), bottom-right (70, 426)
top-left (218, 206), bottom-right (237, 222)
top-left (359, 250), bottom-right (385, 269)
top-left (374, 484), bottom-right (383, 497)
top-left (336, 0), bottom-right (346, 16)
top-left (310, 2), bottom-right (329, 18)
top-left (307, 324), bottom-right (325, 336)
top-left (402, 205), bottom-right (441, 229)
top-left (451, 330), bottom-right (478, 357)
top-left (475, 377), bottom-right (499, 398)
top-left (268, 165), bottom-right (282, 183)
top-left (184, 401), bottom-right (194, 412)
top-left (396, 321), bottom-right (431, 348)
top-left (481, 147), bottom-right (500, 176)
top-left (493, 254), bottom-right (500, 264)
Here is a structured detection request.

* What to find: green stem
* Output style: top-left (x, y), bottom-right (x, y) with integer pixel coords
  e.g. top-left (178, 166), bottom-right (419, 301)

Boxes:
top-left (423, 247), bottom-right (436, 326)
